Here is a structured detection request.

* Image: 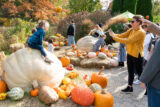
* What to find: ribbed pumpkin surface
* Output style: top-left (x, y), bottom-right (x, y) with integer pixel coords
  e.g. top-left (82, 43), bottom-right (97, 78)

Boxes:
top-left (71, 86), bottom-right (94, 106)
top-left (94, 90), bottom-right (114, 107)
top-left (91, 72), bottom-right (108, 88)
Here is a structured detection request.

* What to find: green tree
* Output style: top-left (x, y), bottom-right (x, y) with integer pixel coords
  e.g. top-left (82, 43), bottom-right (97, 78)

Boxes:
top-left (69, 0), bottom-right (102, 13)
top-left (136, 0), bottom-right (153, 21)
top-left (111, 0), bottom-right (137, 14)
top-left (111, 0), bottom-right (124, 15)
top-left (123, 0), bottom-right (137, 14)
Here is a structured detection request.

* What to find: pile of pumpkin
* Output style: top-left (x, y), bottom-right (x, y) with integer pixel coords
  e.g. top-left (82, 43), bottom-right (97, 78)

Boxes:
top-left (53, 66), bottom-right (114, 107)
top-left (66, 44), bottom-right (118, 60)
top-left (0, 64), bottom-right (114, 107)
top-left (81, 66), bottom-right (114, 106)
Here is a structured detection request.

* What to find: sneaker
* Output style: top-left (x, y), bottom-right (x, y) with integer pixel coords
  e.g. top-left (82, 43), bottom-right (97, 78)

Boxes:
top-left (121, 86), bottom-right (133, 93)
top-left (144, 90), bottom-right (147, 95)
top-left (133, 79), bottom-right (141, 85)
top-left (45, 57), bottom-right (53, 63)
top-left (119, 62), bottom-right (124, 67)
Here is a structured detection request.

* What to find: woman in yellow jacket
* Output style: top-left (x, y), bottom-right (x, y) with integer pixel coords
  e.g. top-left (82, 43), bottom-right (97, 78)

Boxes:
top-left (109, 15), bottom-right (146, 93)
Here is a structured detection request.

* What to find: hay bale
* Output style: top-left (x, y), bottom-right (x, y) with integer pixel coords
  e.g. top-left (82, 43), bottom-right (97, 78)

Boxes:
top-left (70, 57), bottom-right (81, 66)
top-left (80, 57), bottom-right (111, 68)
top-left (10, 43), bottom-right (25, 52)
top-left (0, 51), bottom-right (6, 75)
top-left (77, 36), bottom-right (98, 52)
top-left (109, 57), bottom-right (119, 67)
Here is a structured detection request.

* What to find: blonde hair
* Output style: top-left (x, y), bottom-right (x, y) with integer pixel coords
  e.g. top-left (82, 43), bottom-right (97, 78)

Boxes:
top-left (37, 20), bottom-right (50, 29)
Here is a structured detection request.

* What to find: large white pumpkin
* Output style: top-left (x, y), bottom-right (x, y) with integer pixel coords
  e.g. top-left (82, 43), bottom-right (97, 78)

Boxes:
top-left (2, 48), bottom-right (65, 92)
top-left (77, 36), bottom-right (98, 52)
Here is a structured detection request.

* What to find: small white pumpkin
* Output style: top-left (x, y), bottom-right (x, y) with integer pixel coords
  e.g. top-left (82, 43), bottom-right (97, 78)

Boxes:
top-left (98, 52), bottom-right (107, 59)
top-left (88, 52), bottom-right (96, 58)
top-left (7, 87), bottom-right (24, 100)
top-left (66, 52), bottom-right (75, 56)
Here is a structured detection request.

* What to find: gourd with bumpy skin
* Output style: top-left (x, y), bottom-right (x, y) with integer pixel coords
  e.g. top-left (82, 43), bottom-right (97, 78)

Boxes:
top-left (0, 93), bottom-right (8, 101)
top-left (7, 87), bottom-right (24, 101)
top-left (2, 48), bottom-right (65, 92)
top-left (94, 90), bottom-right (114, 107)
top-left (89, 83), bottom-right (102, 93)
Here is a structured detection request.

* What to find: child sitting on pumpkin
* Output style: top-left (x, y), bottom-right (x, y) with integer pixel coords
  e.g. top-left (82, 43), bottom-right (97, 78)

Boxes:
top-left (27, 20), bottom-right (53, 63)
top-left (93, 35), bottom-right (106, 52)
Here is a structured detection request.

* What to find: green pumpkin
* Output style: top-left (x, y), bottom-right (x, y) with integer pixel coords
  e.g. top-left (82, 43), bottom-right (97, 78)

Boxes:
top-left (89, 83), bottom-right (102, 93)
top-left (7, 87), bottom-right (24, 100)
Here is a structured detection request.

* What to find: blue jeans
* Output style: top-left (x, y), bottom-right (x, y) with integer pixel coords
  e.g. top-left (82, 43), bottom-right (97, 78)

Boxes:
top-left (68, 35), bottom-right (75, 46)
top-left (147, 85), bottom-right (160, 107)
top-left (93, 45), bottom-right (99, 52)
top-left (28, 43), bottom-right (46, 57)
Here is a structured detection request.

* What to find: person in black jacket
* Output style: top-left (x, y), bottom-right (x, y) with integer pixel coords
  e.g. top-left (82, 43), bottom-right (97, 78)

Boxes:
top-left (67, 20), bottom-right (76, 46)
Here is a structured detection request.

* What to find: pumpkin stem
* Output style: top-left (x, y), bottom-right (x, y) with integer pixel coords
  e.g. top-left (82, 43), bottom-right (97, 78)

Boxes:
top-left (101, 89), bottom-right (106, 94)
top-left (98, 66), bottom-right (104, 75)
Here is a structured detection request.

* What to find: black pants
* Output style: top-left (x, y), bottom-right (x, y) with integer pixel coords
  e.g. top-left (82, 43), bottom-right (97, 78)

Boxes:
top-left (127, 54), bottom-right (143, 86)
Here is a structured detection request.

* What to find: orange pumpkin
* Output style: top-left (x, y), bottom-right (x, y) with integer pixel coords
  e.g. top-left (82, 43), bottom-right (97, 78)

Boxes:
top-left (72, 44), bottom-right (75, 48)
top-left (96, 51), bottom-right (99, 56)
top-left (106, 52), bottom-right (113, 58)
top-left (71, 86), bottom-right (95, 106)
top-left (65, 40), bottom-right (68, 46)
top-left (53, 43), bottom-right (57, 47)
top-left (53, 87), bottom-right (61, 93)
top-left (91, 66), bottom-right (108, 88)
top-left (30, 88), bottom-right (39, 97)
top-left (100, 48), bottom-right (105, 52)
top-left (0, 79), bottom-right (7, 93)
top-left (77, 53), bottom-right (81, 57)
top-left (56, 6), bottom-right (62, 13)
top-left (60, 85), bottom-right (67, 91)
top-left (112, 53), bottom-right (116, 56)
top-left (146, 15), bottom-right (149, 19)
top-left (85, 79), bottom-right (92, 87)
top-left (60, 56), bottom-right (70, 67)
top-left (76, 49), bottom-right (80, 53)
top-left (94, 90), bottom-right (114, 107)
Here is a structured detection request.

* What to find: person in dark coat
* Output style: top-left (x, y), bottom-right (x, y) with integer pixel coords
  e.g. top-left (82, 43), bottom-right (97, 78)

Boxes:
top-left (140, 19), bottom-right (160, 107)
top-left (67, 20), bottom-right (76, 46)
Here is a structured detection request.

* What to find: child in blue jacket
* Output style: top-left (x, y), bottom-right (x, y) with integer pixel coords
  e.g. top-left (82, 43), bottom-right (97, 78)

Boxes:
top-left (93, 35), bottom-right (106, 52)
top-left (28, 20), bottom-right (53, 63)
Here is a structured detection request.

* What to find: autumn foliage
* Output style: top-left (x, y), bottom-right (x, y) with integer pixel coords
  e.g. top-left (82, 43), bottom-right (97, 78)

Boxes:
top-left (1, 0), bottom-right (66, 24)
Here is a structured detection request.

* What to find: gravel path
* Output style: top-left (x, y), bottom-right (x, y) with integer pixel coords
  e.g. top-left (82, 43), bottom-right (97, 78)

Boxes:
top-left (0, 66), bottom-right (147, 107)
